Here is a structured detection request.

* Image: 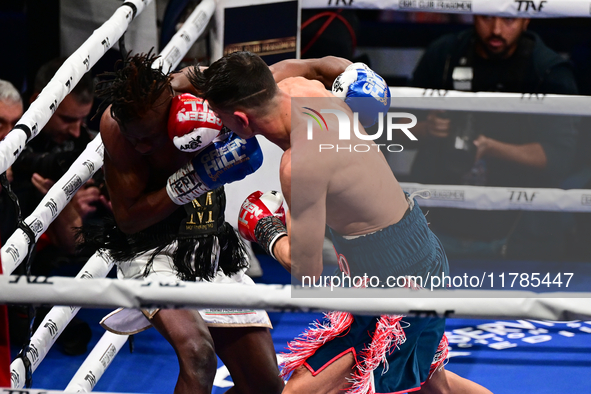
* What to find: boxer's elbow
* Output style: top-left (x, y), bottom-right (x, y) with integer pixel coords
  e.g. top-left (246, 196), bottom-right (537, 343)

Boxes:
top-left (292, 260), bottom-right (324, 283)
top-left (117, 218), bottom-right (141, 235)
top-left (112, 206), bottom-right (144, 234)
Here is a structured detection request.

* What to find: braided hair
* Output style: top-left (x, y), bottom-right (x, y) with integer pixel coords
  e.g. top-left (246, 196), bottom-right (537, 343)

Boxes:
top-left (95, 50), bottom-right (172, 128)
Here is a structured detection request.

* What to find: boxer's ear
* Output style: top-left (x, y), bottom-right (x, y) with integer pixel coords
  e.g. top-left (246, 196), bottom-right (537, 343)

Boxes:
top-left (234, 111), bottom-right (249, 128)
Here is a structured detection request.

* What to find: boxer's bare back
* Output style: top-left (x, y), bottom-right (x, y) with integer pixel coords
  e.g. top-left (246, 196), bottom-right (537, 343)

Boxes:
top-left (275, 76), bottom-right (409, 275)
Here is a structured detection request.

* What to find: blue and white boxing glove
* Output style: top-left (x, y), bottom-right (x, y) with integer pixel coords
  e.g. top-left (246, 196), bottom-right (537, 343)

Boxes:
top-left (166, 133), bottom-right (263, 205)
top-left (331, 63), bottom-right (391, 128)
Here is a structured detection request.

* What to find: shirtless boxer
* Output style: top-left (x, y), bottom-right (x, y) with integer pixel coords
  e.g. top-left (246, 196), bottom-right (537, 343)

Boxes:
top-left (189, 52), bottom-right (492, 394)
top-left (88, 52), bottom-right (283, 394)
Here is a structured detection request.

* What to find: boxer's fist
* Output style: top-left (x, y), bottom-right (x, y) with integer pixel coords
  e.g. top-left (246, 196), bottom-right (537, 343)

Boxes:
top-left (238, 191), bottom-right (287, 259)
top-left (166, 133), bottom-right (263, 205)
top-left (332, 63), bottom-right (391, 127)
top-left (168, 93), bottom-right (223, 152)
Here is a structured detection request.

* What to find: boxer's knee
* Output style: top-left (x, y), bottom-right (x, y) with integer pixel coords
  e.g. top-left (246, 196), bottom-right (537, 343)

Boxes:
top-left (177, 335), bottom-right (217, 381)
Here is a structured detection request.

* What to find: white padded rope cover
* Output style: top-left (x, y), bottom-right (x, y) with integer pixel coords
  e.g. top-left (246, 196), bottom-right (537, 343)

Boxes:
top-left (64, 331), bottom-right (129, 393)
top-left (400, 183), bottom-right (591, 212)
top-left (5, 1), bottom-right (216, 390)
top-left (389, 87), bottom-right (591, 116)
top-left (1, 276), bottom-right (590, 321)
top-left (153, 0), bottom-right (215, 74)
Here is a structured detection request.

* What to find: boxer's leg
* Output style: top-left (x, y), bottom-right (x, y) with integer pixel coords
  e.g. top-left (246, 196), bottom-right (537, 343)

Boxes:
top-left (282, 352), bottom-right (356, 394)
top-left (152, 309), bottom-right (217, 394)
top-left (210, 326), bottom-right (284, 394)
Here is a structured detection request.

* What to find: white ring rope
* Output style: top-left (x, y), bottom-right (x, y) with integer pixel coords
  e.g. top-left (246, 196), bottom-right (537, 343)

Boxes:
top-left (389, 87), bottom-right (591, 116)
top-left (302, 0), bottom-right (591, 18)
top-left (0, 0), bottom-right (153, 176)
top-left (64, 331), bottom-right (129, 393)
top-left (1, 276), bottom-right (590, 321)
top-left (9, 251), bottom-right (114, 389)
top-left (5, 1), bottom-right (216, 390)
top-left (154, 0), bottom-right (216, 75)
top-left (400, 183), bottom-right (591, 212)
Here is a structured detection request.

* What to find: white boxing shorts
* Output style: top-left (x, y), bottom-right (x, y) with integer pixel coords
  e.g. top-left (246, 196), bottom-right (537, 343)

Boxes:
top-left (100, 241), bottom-right (272, 335)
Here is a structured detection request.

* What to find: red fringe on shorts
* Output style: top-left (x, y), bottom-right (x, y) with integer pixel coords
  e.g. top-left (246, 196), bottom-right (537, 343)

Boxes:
top-left (280, 311), bottom-right (354, 380)
top-left (348, 315), bottom-right (406, 394)
top-left (281, 313), bottom-right (448, 394)
top-left (429, 333), bottom-right (449, 377)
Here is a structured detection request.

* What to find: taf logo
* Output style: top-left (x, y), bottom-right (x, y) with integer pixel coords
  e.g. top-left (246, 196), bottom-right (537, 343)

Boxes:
top-left (327, 0), bottom-right (354, 5)
top-left (509, 190), bottom-right (537, 203)
top-left (515, 0), bottom-right (547, 12)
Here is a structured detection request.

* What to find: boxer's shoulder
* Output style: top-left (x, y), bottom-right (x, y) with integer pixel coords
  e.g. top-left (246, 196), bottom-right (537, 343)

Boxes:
top-left (99, 108), bottom-right (124, 155)
top-left (278, 77), bottom-right (332, 98)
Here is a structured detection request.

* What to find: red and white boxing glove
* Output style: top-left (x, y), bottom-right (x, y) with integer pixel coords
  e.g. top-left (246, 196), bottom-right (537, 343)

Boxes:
top-left (238, 191), bottom-right (287, 260)
top-left (168, 93), bottom-right (223, 152)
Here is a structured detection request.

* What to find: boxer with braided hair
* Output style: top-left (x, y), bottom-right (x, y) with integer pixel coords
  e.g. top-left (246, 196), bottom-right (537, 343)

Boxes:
top-left (85, 51), bottom-right (283, 394)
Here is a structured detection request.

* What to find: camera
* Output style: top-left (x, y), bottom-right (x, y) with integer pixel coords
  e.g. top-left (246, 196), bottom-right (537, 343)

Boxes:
top-left (441, 111), bottom-right (478, 178)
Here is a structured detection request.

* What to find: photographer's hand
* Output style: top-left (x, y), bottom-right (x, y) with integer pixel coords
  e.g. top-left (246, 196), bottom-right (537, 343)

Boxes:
top-left (410, 110), bottom-right (451, 141)
top-left (31, 173), bottom-right (55, 194)
top-left (73, 180), bottom-right (112, 219)
top-left (473, 135), bottom-right (492, 161)
top-left (473, 135), bottom-right (547, 169)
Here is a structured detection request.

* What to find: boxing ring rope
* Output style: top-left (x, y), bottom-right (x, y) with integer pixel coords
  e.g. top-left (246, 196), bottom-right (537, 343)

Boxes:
top-left (399, 183), bottom-right (591, 212)
top-left (3, 1), bottom-right (215, 389)
top-left (1, 0), bottom-right (144, 385)
top-left (1, 276), bottom-right (591, 321)
top-left (64, 331), bottom-right (129, 393)
top-left (302, 0), bottom-right (591, 18)
top-left (389, 87), bottom-right (591, 116)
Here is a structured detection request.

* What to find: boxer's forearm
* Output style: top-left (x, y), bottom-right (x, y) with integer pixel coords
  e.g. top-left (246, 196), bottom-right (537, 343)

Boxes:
top-left (170, 66), bottom-right (207, 95)
top-left (273, 235), bottom-right (292, 273)
top-left (475, 137), bottom-right (547, 169)
top-left (270, 56), bottom-right (351, 88)
top-left (110, 187), bottom-right (179, 234)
